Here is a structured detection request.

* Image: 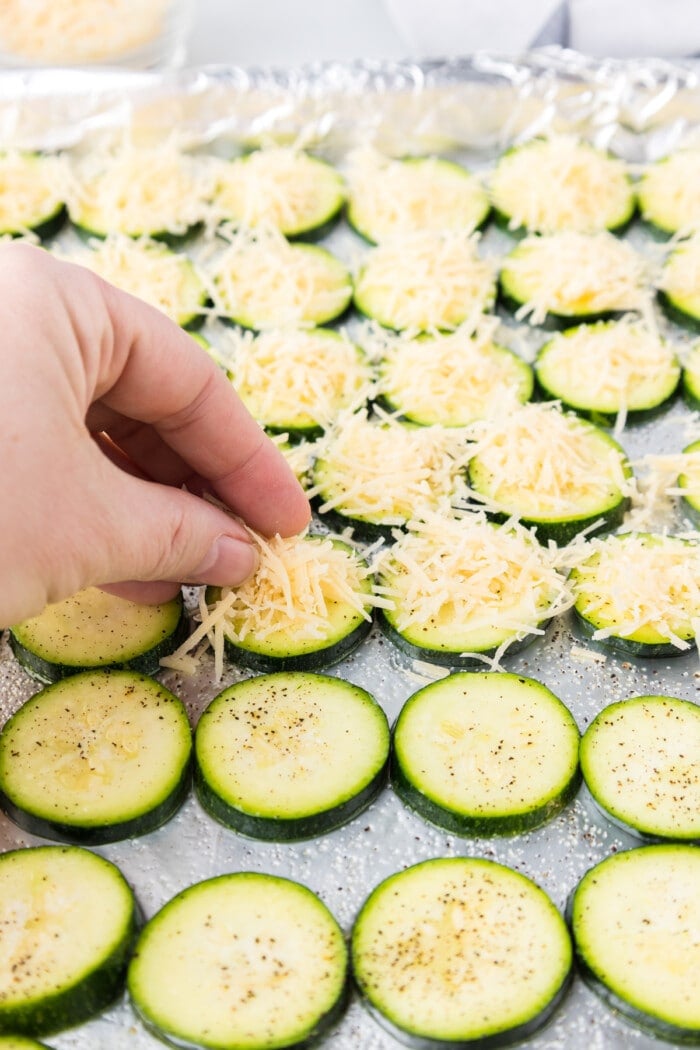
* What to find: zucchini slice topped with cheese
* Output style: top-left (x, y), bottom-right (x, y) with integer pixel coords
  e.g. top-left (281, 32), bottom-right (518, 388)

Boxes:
top-left (580, 695), bottom-right (700, 842)
top-left (0, 151), bottom-right (66, 238)
top-left (9, 585), bottom-right (186, 684)
top-left (489, 136), bottom-right (634, 235)
top-left (682, 342), bottom-right (700, 409)
top-left (392, 672), bottom-right (580, 836)
top-left (195, 672), bottom-right (389, 840)
top-left (499, 231), bottom-right (650, 327)
top-left (201, 532), bottom-right (377, 672)
top-left (658, 232), bottom-right (700, 331)
top-left (571, 531), bottom-right (700, 658)
top-left (352, 857), bottom-right (572, 1048)
top-left (467, 402), bottom-right (633, 545)
top-left (376, 512), bottom-right (571, 668)
top-left (228, 327), bottom-right (372, 438)
top-left (678, 439), bottom-right (700, 526)
top-left (128, 872), bottom-right (348, 1050)
top-left (0, 670), bottom-right (192, 844)
top-left (212, 225), bottom-right (352, 330)
top-left (569, 845), bottom-right (700, 1044)
top-left (535, 319), bottom-right (680, 426)
top-left (0, 845), bottom-right (137, 1037)
top-left (637, 147), bottom-right (700, 237)
top-left (346, 149), bottom-right (489, 243)
top-left (353, 230), bottom-right (496, 332)
top-left (210, 147), bottom-right (345, 239)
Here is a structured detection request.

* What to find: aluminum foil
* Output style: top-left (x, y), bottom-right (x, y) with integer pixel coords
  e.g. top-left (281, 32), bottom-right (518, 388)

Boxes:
top-left (0, 47), bottom-right (699, 1050)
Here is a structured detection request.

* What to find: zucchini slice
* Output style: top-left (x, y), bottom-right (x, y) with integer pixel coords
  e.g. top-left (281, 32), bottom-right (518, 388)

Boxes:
top-left (571, 531), bottom-right (700, 658)
top-left (372, 325), bottom-right (533, 427)
top-left (658, 232), bottom-right (700, 331)
top-left (499, 231), bottom-right (649, 327)
top-left (352, 857), bottom-right (572, 1048)
top-left (392, 672), bottom-right (580, 836)
top-left (376, 513), bottom-right (571, 668)
top-left (678, 439), bottom-right (700, 527)
top-left (212, 227), bottom-right (352, 330)
top-left (203, 533), bottom-right (377, 672)
top-left (353, 230), bottom-right (496, 332)
top-left (569, 845), bottom-right (700, 1044)
top-left (211, 147), bottom-right (345, 239)
top-left (0, 151), bottom-right (66, 238)
top-left (489, 137), bottom-right (634, 235)
top-left (0, 845), bottom-right (137, 1037)
top-left (346, 151), bottom-right (489, 243)
top-left (535, 319), bottom-right (680, 426)
top-left (580, 694), bottom-right (700, 842)
top-left (682, 342), bottom-right (700, 409)
top-left (467, 402), bottom-right (633, 545)
top-left (229, 327), bottom-right (372, 439)
top-left (637, 147), bottom-right (700, 236)
top-left (9, 585), bottom-right (186, 684)
top-left (194, 672), bottom-right (389, 840)
top-left (128, 872), bottom-right (348, 1050)
top-left (0, 670), bottom-right (192, 844)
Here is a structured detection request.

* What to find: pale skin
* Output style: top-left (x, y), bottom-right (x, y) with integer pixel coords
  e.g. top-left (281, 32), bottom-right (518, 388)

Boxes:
top-left (0, 243), bottom-right (311, 628)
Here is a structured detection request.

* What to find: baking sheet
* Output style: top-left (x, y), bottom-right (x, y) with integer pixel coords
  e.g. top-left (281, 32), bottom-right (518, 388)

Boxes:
top-left (0, 47), bottom-right (699, 1050)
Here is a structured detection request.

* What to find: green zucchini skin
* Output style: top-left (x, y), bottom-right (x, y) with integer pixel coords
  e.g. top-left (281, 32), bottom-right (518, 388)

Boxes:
top-left (309, 501), bottom-right (398, 544)
top-left (658, 289), bottom-right (700, 333)
top-left (683, 363), bottom-right (700, 411)
top-left (23, 204), bottom-right (67, 241)
top-left (478, 498), bottom-right (629, 548)
top-left (220, 615), bottom-right (372, 673)
top-left (498, 279), bottom-right (626, 331)
top-left (571, 607), bottom-right (694, 660)
top-left (71, 220), bottom-right (203, 248)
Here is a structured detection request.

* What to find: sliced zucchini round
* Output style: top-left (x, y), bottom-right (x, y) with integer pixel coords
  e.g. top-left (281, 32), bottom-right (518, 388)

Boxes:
top-left (204, 533), bottom-right (375, 672)
top-left (467, 403), bottom-right (633, 545)
top-left (0, 670), bottom-right (192, 844)
top-left (637, 147), bottom-right (700, 236)
top-left (682, 342), bottom-right (700, 409)
top-left (346, 152), bottom-right (489, 243)
top-left (211, 147), bottom-right (345, 239)
top-left (0, 845), bottom-right (137, 1037)
top-left (569, 845), bottom-right (700, 1044)
top-left (580, 695), bottom-right (700, 842)
top-left (499, 231), bottom-right (649, 327)
top-left (393, 672), bottom-right (580, 836)
top-left (535, 319), bottom-right (680, 425)
top-left (195, 672), bottom-right (389, 840)
top-left (678, 439), bottom-right (700, 527)
top-left (374, 327), bottom-right (533, 426)
top-left (9, 585), bottom-right (186, 684)
top-left (352, 857), bottom-right (572, 1048)
top-left (128, 872), bottom-right (348, 1050)
top-left (0, 151), bottom-right (66, 238)
top-left (212, 228), bottom-right (352, 330)
top-left (571, 531), bottom-right (700, 658)
top-left (658, 233), bottom-right (700, 331)
top-left (376, 513), bottom-right (570, 668)
top-left (489, 137), bottom-right (634, 235)
top-left (353, 231), bottom-right (496, 332)
top-left (229, 327), bottom-right (372, 438)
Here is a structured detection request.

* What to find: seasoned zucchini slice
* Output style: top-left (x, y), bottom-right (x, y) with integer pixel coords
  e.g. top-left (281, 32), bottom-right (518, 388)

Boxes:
top-left (128, 873), bottom-right (348, 1050)
top-left (353, 230), bottom-right (495, 332)
top-left (678, 439), bottom-right (700, 526)
top-left (392, 672), bottom-right (580, 835)
top-left (658, 232), bottom-right (700, 331)
top-left (682, 342), bottom-right (700, 409)
top-left (0, 845), bottom-right (137, 1037)
top-left (211, 147), bottom-right (345, 239)
top-left (535, 319), bottom-right (680, 425)
top-left (580, 695), bottom-right (700, 842)
top-left (0, 670), bottom-right (192, 844)
top-left (0, 151), bottom-right (65, 238)
top-left (195, 672), bottom-right (389, 840)
top-left (352, 857), bottom-right (572, 1048)
top-left (467, 402), bottom-right (633, 545)
top-left (637, 147), bottom-right (700, 236)
top-left (569, 845), bottom-right (700, 1043)
top-left (10, 585), bottom-right (186, 684)
top-left (499, 231), bottom-right (650, 326)
top-left (571, 532), bottom-right (700, 658)
top-left (346, 150), bottom-right (489, 243)
top-left (489, 136), bottom-right (634, 235)
top-left (376, 512), bottom-right (571, 668)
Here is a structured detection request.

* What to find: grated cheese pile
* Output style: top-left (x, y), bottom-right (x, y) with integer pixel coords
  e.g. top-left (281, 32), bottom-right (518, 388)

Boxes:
top-left (466, 402), bottom-right (633, 518)
top-left (212, 224), bottom-right (352, 329)
top-left (346, 147), bottom-right (488, 241)
top-left (571, 533), bottom-right (700, 649)
top-left (658, 233), bottom-right (700, 306)
top-left (624, 451), bottom-right (697, 532)
top-left (0, 151), bottom-right (66, 232)
top-left (489, 135), bottom-right (632, 234)
top-left (229, 327), bottom-right (373, 430)
top-left (502, 231), bottom-right (652, 326)
top-left (311, 410), bottom-right (472, 525)
top-left (354, 230), bottom-right (496, 332)
top-left (639, 148), bottom-right (700, 233)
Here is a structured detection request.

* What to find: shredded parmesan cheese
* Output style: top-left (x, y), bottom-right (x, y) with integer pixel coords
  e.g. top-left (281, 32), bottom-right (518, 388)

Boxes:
top-left (0, 151), bottom-right (66, 232)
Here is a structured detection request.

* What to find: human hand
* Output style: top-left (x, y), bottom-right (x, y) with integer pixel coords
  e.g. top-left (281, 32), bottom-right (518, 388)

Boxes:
top-left (0, 243), bottom-right (310, 627)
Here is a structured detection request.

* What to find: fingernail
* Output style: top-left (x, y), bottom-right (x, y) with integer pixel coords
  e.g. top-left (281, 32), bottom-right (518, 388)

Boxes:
top-left (193, 535), bottom-right (258, 586)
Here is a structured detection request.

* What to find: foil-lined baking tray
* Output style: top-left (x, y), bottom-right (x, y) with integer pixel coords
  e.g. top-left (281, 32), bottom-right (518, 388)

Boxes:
top-left (0, 47), bottom-right (699, 1050)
